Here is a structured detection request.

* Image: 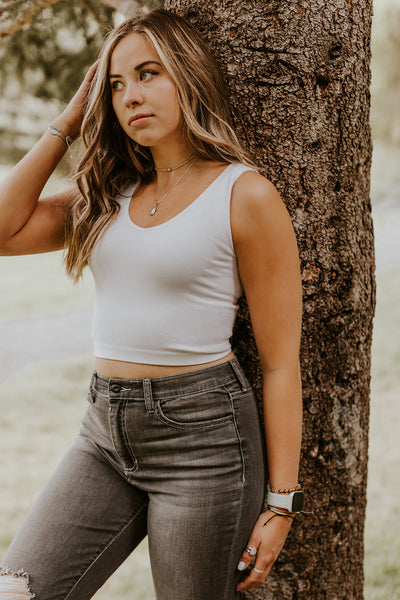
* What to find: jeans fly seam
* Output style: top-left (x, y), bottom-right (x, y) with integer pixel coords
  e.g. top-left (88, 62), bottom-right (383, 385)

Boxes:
top-left (121, 401), bottom-right (138, 471)
top-left (119, 400), bottom-right (137, 472)
top-left (63, 502), bottom-right (148, 600)
top-left (108, 403), bottom-right (128, 468)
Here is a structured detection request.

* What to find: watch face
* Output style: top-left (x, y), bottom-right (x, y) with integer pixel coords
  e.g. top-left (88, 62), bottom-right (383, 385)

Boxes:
top-left (292, 491), bottom-right (304, 512)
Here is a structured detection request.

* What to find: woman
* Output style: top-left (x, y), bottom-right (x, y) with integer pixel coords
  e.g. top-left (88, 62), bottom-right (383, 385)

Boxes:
top-left (0, 8), bottom-right (303, 600)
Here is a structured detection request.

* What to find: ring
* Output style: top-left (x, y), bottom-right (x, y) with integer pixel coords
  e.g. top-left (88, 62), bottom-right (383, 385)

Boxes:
top-left (253, 567), bottom-right (264, 574)
top-left (245, 546), bottom-right (257, 556)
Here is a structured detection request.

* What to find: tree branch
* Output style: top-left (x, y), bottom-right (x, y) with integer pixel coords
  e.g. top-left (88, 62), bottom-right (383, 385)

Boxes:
top-left (0, 0), bottom-right (144, 39)
top-left (0, 1), bottom-right (15, 10)
top-left (0, 0), bottom-right (61, 37)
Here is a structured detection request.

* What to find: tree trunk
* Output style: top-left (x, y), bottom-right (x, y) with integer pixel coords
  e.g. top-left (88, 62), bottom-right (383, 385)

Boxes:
top-left (165, 1), bottom-right (375, 598)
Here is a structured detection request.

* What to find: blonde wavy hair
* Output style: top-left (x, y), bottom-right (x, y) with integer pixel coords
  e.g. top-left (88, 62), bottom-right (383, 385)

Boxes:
top-left (64, 8), bottom-right (257, 281)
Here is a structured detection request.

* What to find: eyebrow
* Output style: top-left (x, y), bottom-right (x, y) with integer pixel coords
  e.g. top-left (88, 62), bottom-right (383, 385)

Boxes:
top-left (109, 60), bottom-right (162, 79)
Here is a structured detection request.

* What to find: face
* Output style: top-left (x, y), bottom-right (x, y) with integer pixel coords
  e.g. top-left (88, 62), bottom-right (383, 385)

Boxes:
top-left (109, 33), bottom-right (182, 149)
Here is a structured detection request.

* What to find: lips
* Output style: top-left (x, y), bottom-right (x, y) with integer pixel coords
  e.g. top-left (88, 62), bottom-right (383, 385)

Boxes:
top-left (129, 114), bottom-right (153, 125)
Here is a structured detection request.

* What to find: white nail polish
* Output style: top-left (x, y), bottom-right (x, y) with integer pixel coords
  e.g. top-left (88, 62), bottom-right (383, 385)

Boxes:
top-left (237, 561), bottom-right (246, 571)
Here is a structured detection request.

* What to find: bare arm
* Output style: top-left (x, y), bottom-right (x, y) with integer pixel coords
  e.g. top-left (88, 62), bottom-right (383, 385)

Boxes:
top-left (231, 171), bottom-right (303, 591)
top-left (0, 62), bottom-right (99, 255)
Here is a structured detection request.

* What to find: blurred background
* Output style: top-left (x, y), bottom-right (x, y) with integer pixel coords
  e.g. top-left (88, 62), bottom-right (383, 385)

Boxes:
top-left (0, 1), bottom-right (399, 598)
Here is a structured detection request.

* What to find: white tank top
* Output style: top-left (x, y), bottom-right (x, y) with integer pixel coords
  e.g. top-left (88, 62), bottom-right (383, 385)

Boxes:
top-left (89, 162), bottom-right (254, 365)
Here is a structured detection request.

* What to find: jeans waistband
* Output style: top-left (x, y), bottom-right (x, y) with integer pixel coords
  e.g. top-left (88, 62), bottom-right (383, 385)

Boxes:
top-left (90, 357), bottom-right (250, 401)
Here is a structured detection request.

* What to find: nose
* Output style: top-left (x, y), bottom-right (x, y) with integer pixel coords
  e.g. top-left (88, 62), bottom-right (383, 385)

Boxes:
top-left (123, 81), bottom-right (144, 107)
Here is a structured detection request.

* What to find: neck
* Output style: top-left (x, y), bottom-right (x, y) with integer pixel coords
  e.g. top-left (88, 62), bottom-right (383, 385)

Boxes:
top-left (151, 141), bottom-right (194, 172)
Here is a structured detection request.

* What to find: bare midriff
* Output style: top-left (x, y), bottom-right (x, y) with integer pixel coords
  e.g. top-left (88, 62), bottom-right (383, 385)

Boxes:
top-left (95, 351), bottom-right (235, 379)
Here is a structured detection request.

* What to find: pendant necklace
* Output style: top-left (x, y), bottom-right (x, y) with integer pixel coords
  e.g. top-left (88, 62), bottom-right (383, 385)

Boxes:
top-left (150, 157), bottom-right (197, 216)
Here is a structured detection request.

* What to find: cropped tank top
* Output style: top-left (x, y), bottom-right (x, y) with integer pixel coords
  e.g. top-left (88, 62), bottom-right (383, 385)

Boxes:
top-left (89, 162), bottom-right (254, 365)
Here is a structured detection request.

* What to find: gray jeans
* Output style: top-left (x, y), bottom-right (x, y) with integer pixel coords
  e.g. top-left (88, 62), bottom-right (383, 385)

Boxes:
top-left (1, 358), bottom-right (265, 600)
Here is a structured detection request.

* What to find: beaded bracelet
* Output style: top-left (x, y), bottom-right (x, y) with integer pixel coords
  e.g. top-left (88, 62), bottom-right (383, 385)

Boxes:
top-left (269, 483), bottom-right (302, 494)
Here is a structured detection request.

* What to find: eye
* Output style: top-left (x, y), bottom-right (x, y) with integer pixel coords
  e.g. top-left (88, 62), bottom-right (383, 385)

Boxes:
top-left (111, 80), bottom-right (124, 91)
top-left (140, 70), bottom-right (158, 82)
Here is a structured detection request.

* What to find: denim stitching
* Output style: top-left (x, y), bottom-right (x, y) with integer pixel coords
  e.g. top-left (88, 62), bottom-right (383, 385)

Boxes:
top-left (63, 502), bottom-right (148, 600)
top-left (107, 403), bottom-right (127, 467)
top-left (154, 406), bottom-right (234, 430)
top-left (227, 390), bottom-right (246, 484)
top-left (223, 389), bottom-right (248, 600)
top-left (159, 380), bottom-right (239, 403)
top-left (154, 386), bottom-right (234, 430)
top-left (120, 400), bottom-right (138, 473)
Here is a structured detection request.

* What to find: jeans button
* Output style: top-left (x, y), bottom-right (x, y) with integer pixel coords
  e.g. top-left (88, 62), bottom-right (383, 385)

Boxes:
top-left (110, 383), bottom-right (121, 393)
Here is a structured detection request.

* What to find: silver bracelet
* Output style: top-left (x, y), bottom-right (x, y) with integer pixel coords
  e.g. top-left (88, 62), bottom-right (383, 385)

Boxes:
top-left (48, 124), bottom-right (73, 151)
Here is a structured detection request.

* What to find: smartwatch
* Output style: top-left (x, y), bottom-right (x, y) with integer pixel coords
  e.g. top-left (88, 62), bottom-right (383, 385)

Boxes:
top-left (267, 489), bottom-right (304, 513)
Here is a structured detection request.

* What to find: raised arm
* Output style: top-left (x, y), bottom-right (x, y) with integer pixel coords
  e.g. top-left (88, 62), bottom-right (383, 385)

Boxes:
top-left (231, 171), bottom-right (303, 592)
top-left (0, 62), bottom-right (98, 256)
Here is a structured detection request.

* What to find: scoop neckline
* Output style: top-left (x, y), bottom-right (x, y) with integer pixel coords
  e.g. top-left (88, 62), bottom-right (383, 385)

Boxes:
top-left (126, 163), bottom-right (235, 231)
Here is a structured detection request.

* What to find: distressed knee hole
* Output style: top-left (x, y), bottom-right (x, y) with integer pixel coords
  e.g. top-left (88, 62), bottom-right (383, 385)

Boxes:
top-left (0, 571), bottom-right (34, 599)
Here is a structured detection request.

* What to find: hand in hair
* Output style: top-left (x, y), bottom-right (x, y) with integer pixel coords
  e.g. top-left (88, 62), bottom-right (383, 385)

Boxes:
top-left (56, 60), bottom-right (100, 141)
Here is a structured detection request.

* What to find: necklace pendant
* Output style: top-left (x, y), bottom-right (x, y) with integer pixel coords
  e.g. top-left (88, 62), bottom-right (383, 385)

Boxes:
top-left (150, 206), bottom-right (158, 216)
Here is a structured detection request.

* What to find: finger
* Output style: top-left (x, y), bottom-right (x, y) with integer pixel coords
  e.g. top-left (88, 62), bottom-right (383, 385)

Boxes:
top-left (236, 539), bottom-right (260, 572)
top-left (85, 60), bottom-right (101, 82)
top-left (79, 61), bottom-right (101, 95)
top-left (236, 559), bottom-right (272, 592)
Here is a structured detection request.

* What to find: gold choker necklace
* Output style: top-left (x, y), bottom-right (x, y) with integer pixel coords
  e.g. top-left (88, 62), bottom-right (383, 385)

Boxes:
top-left (154, 154), bottom-right (196, 172)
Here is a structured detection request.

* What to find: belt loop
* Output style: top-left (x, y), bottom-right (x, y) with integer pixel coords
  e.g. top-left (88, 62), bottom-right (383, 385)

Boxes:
top-left (143, 379), bottom-right (154, 413)
top-left (229, 359), bottom-right (249, 392)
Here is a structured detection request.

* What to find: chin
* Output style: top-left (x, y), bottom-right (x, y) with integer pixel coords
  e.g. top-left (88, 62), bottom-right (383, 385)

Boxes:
top-left (128, 132), bottom-right (176, 150)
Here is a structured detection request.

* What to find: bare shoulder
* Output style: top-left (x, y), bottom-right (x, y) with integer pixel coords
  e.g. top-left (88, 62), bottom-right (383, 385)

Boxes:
top-left (231, 170), bottom-right (292, 245)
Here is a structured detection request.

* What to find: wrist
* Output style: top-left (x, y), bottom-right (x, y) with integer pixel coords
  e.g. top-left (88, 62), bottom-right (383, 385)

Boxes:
top-left (262, 510), bottom-right (294, 528)
top-left (51, 114), bottom-right (81, 142)
top-left (266, 485), bottom-right (304, 514)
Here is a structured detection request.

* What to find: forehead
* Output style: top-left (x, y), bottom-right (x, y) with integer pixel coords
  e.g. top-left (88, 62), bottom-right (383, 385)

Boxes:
top-left (110, 33), bottom-right (160, 72)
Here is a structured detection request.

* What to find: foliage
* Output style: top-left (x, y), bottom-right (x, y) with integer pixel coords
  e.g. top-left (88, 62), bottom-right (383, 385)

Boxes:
top-left (0, 1), bottom-right (115, 102)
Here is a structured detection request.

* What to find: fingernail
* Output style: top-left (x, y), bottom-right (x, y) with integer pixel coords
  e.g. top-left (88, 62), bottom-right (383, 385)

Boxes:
top-left (237, 561), bottom-right (246, 571)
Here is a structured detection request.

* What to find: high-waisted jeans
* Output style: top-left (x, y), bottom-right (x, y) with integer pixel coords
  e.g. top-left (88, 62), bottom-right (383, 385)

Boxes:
top-left (1, 358), bottom-right (266, 600)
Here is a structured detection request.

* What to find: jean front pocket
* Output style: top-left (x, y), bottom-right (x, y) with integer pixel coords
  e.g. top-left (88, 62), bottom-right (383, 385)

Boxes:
top-left (155, 386), bottom-right (234, 430)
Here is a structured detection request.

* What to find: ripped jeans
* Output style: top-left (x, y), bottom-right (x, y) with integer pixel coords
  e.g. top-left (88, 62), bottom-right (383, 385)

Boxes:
top-left (1, 358), bottom-right (266, 600)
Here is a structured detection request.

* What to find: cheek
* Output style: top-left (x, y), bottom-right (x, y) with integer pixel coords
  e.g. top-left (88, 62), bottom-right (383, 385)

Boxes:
top-left (111, 97), bottom-right (127, 131)
top-left (169, 89), bottom-right (183, 126)
top-left (112, 96), bottom-right (121, 118)
top-left (158, 79), bottom-right (181, 120)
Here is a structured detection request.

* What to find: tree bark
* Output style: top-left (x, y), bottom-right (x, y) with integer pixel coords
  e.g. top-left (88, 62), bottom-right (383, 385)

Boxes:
top-left (165, 1), bottom-right (375, 598)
